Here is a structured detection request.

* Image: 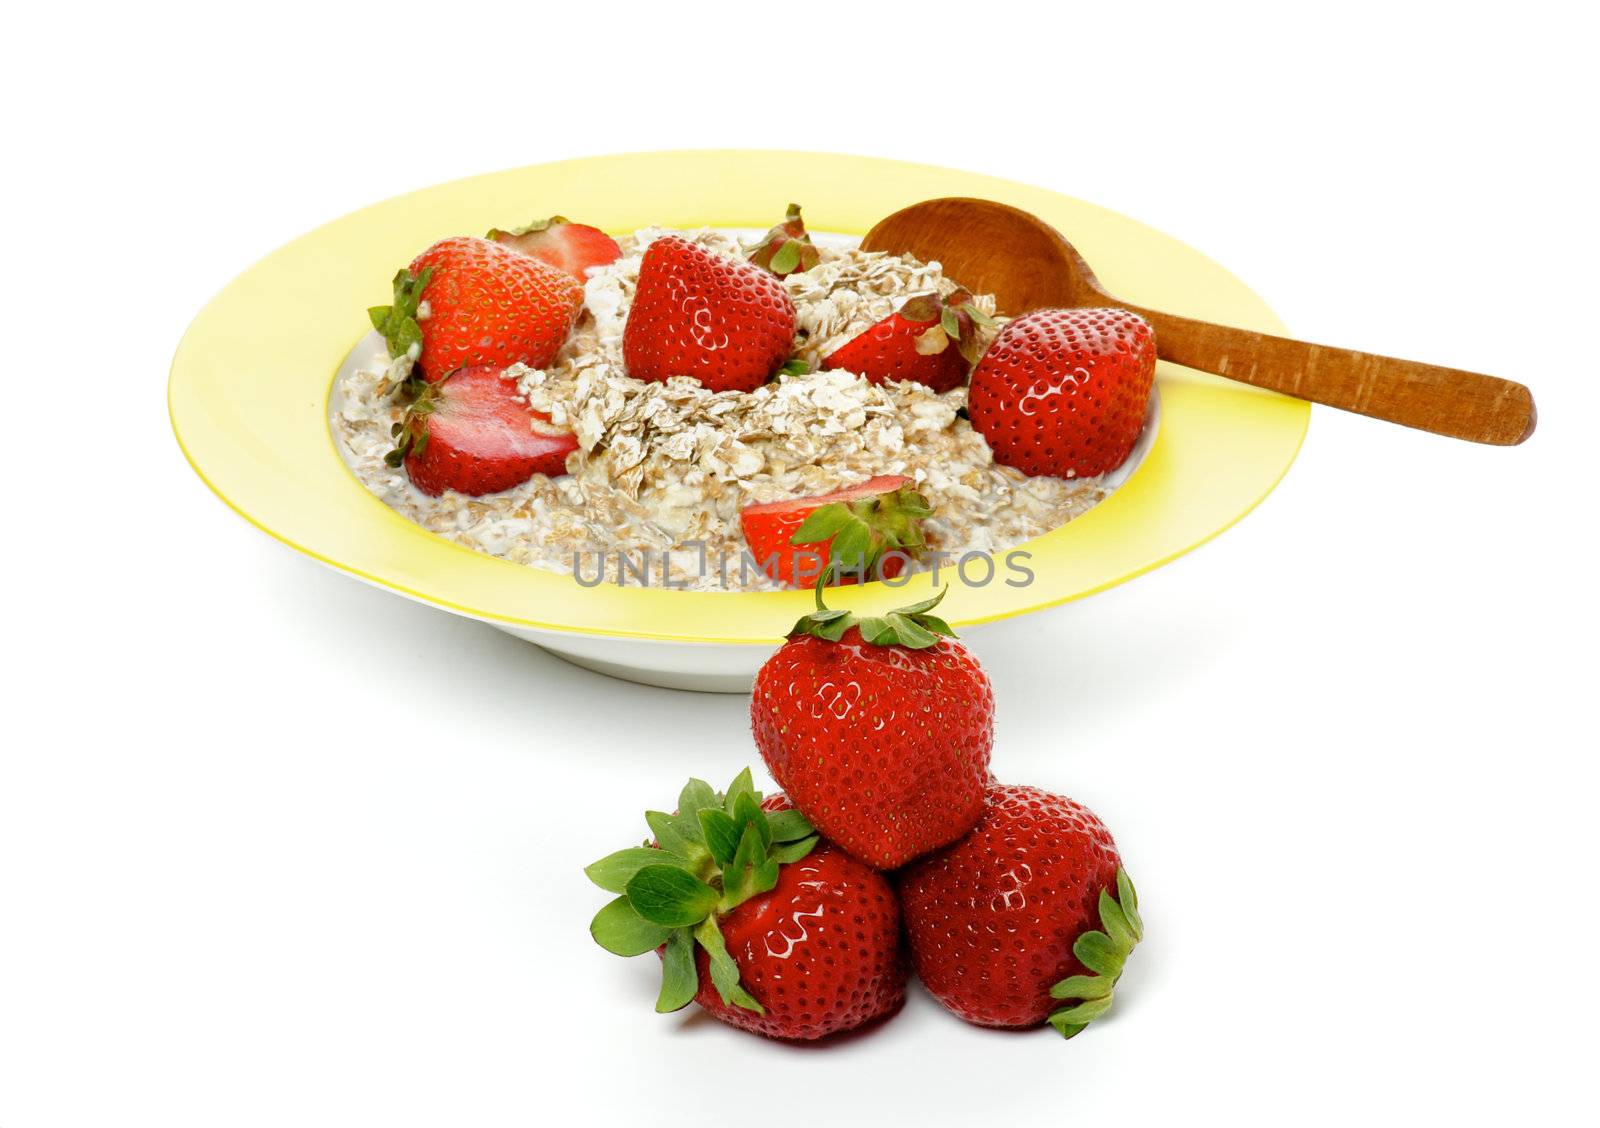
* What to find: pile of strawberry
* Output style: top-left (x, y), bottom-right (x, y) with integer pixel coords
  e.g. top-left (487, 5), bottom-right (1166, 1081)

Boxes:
top-left (366, 204), bottom-right (1157, 586)
top-left (587, 585), bottom-right (1141, 1043)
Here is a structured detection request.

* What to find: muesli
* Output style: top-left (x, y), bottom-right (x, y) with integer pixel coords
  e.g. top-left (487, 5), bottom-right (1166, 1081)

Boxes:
top-left (332, 208), bottom-right (1156, 591)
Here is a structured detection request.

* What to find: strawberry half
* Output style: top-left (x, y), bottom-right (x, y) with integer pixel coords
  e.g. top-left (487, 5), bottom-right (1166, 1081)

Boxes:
top-left (746, 203), bottom-right (821, 278)
top-left (584, 769), bottom-right (905, 1041)
top-left (821, 290), bottom-right (994, 393)
top-left (622, 236), bottom-right (798, 393)
top-left (750, 587), bottom-right (994, 870)
top-left (967, 307), bottom-right (1156, 478)
top-left (740, 475), bottom-right (931, 588)
top-left (899, 782), bottom-right (1141, 1039)
top-left (369, 236), bottom-right (584, 382)
top-left (487, 216), bottom-right (623, 283)
top-left (386, 365), bottom-right (577, 497)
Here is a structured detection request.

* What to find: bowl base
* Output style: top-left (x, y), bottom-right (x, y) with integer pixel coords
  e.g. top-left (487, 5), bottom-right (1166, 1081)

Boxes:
top-left (491, 623), bottom-right (762, 693)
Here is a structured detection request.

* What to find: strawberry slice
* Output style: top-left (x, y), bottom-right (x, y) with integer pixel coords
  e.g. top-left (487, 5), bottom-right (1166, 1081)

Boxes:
top-left (822, 290), bottom-right (994, 393)
top-left (740, 475), bottom-right (931, 588)
top-left (488, 217), bottom-right (623, 283)
top-left (386, 366), bottom-right (577, 497)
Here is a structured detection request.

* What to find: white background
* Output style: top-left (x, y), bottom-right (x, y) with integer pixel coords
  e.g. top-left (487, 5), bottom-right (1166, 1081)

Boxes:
top-left (3, 3), bottom-right (1596, 1125)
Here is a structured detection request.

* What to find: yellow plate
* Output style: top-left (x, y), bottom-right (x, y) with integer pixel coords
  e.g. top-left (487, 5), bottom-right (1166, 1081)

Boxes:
top-left (169, 150), bottom-right (1308, 646)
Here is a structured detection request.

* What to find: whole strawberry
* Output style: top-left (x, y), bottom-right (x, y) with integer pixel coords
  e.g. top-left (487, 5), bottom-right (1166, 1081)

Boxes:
top-left (487, 215), bottom-right (623, 282)
top-left (751, 587), bottom-right (993, 870)
top-left (369, 235), bottom-right (584, 381)
top-left (740, 475), bottom-right (931, 588)
top-left (585, 770), bottom-right (905, 1041)
top-left (967, 307), bottom-right (1155, 478)
top-left (898, 782), bottom-right (1142, 1038)
top-left (822, 290), bottom-right (994, 393)
top-left (746, 203), bottom-right (821, 278)
top-left (623, 235), bottom-right (797, 392)
top-left (386, 365), bottom-right (576, 496)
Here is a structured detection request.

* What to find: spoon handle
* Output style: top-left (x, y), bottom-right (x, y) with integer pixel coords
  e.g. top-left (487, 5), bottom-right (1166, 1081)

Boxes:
top-left (1118, 304), bottom-right (1535, 445)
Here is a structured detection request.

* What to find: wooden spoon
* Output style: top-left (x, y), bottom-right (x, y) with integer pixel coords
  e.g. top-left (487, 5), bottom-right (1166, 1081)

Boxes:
top-left (861, 198), bottom-right (1535, 445)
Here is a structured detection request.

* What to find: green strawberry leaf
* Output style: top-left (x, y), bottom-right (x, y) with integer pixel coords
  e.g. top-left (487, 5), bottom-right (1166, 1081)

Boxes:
top-left (1047, 1014), bottom-right (1089, 1040)
top-left (791, 503), bottom-right (854, 545)
top-left (765, 809), bottom-right (814, 843)
top-left (1118, 869), bottom-right (1143, 936)
top-left (722, 768), bottom-right (757, 816)
top-left (828, 520), bottom-right (874, 575)
top-left (1098, 889), bottom-right (1137, 951)
top-left (369, 266), bottom-right (433, 362)
top-left (891, 592), bottom-right (945, 617)
top-left (1049, 995), bottom-right (1115, 1025)
top-left (1046, 868), bottom-right (1142, 1041)
top-left (698, 808), bottom-right (741, 867)
top-left (789, 605), bottom-right (853, 642)
top-left (964, 301), bottom-right (997, 329)
top-left (1049, 974), bottom-right (1115, 1001)
top-left (625, 865), bottom-right (719, 927)
top-left (722, 824), bottom-right (780, 911)
top-left (770, 239), bottom-right (802, 275)
top-left (770, 836), bottom-right (819, 865)
top-left (678, 778), bottom-right (718, 816)
top-left (855, 616), bottom-right (899, 646)
top-left (584, 846), bottom-right (689, 893)
top-left (694, 917), bottom-right (764, 1014)
top-left (885, 612), bottom-right (938, 648)
top-left (1073, 930), bottom-right (1125, 978)
top-left (591, 896), bottom-right (673, 956)
top-left (732, 790), bottom-right (769, 847)
top-left (655, 929), bottom-right (698, 1013)
top-left (644, 810), bottom-right (697, 858)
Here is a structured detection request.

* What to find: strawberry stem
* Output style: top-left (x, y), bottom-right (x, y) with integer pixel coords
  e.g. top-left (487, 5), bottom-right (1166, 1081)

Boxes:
top-left (585, 769), bottom-right (820, 1016)
top-left (368, 266), bottom-right (433, 363)
top-left (1046, 868), bottom-right (1142, 1040)
top-left (788, 482), bottom-right (933, 582)
top-left (748, 203), bottom-right (822, 278)
top-left (788, 572), bottom-right (956, 649)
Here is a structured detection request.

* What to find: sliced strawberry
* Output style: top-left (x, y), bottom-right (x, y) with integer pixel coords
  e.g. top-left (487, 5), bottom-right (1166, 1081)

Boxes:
top-left (488, 216), bottom-right (623, 283)
top-left (822, 290), bottom-right (994, 393)
top-left (747, 203), bottom-right (821, 278)
top-left (386, 366), bottom-right (577, 497)
top-left (740, 475), bottom-right (931, 588)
